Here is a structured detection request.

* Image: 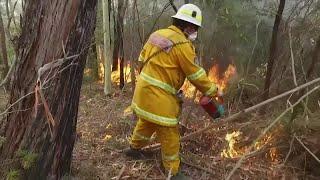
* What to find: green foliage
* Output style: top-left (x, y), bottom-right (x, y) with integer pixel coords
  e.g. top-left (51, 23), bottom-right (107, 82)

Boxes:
top-left (16, 150), bottom-right (38, 170)
top-left (6, 170), bottom-right (20, 180)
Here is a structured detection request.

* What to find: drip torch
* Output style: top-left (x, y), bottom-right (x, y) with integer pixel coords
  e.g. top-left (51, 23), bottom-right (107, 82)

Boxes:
top-left (199, 94), bottom-right (225, 119)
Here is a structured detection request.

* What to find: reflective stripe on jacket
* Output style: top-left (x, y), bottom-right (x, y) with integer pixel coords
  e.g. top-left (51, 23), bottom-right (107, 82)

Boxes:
top-left (132, 25), bottom-right (217, 127)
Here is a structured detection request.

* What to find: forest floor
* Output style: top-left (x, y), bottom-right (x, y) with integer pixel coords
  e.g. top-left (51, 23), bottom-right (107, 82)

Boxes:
top-left (0, 81), bottom-right (318, 180)
top-left (71, 82), bottom-right (318, 180)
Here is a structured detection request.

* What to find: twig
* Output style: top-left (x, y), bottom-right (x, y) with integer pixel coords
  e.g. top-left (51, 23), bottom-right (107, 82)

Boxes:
top-left (289, 24), bottom-right (298, 86)
top-left (294, 135), bottom-right (320, 164)
top-left (145, 2), bottom-right (170, 43)
top-left (0, 57), bottom-right (17, 88)
top-left (0, 54), bottom-right (79, 120)
top-left (225, 86), bottom-right (320, 180)
top-left (169, 0), bottom-right (178, 12)
top-left (141, 164), bottom-right (154, 179)
top-left (0, 91), bottom-right (35, 117)
top-left (245, 19), bottom-right (261, 76)
top-left (282, 136), bottom-right (295, 165)
top-left (181, 159), bottom-right (215, 176)
top-left (116, 164), bottom-right (126, 180)
top-left (155, 158), bottom-right (166, 178)
top-left (143, 77), bottom-right (320, 151)
top-left (166, 169), bottom-right (172, 180)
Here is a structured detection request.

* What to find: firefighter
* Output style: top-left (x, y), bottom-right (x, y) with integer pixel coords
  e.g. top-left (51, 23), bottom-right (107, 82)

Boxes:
top-left (125, 3), bottom-right (223, 179)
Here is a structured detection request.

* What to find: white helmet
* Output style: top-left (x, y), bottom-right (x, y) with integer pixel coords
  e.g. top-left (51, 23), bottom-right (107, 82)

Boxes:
top-left (172, 4), bottom-right (202, 27)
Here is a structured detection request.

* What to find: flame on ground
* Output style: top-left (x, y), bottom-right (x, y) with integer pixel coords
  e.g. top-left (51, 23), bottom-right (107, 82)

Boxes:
top-left (221, 131), bottom-right (245, 158)
top-left (221, 126), bottom-right (283, 162)
top-left (99, 62), bottom-right (104, 80)
top-left (98, 60), bottom-right (134, 84)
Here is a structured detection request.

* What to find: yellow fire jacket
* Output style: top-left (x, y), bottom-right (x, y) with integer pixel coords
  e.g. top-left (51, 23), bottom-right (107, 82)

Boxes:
top-left (132, 25), bottom-right (218, 127)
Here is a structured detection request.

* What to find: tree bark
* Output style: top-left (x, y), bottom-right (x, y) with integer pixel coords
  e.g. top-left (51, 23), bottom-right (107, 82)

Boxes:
top-left (262, 0), bottom-right (286, 101)
top-left (103, 0), bottom-right (112, 95)
top-left (118, 0), bottom-right (128, 89)
top-left (130, 0), bottom-right (138, 91)
top-left (0, 0), bottom-right (97, 179)
top-left (111, 0), bottom-right (127, 89)
top-left (0, 13), bottom-right (10, 78)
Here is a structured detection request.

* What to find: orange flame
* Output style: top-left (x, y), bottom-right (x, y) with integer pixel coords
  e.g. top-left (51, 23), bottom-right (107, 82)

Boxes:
top-left (98, 62), bottom-right (104, 81)
top-left (208, 63), bottom-right (236, 92)
top-left (111, 59), bottom-right (132, 85)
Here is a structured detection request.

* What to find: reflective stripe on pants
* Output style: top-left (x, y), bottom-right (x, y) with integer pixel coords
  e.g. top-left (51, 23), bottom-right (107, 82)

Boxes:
top-left (130, 118), bottom-right (180, 175)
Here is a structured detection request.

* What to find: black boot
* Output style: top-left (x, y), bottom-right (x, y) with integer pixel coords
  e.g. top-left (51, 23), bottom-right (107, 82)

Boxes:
top-left (170, 172), bottom-right (191, 180)
top-left (123, 147), bottom-right (153, 159)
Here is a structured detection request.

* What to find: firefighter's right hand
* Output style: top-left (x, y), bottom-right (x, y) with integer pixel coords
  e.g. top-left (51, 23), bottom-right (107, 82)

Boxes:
top-left (217, 89), bottom-right (223, 97)
top-left (215, 89), bottom-right (224, 104)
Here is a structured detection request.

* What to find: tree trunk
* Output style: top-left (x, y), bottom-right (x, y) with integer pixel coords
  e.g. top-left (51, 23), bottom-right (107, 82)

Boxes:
top-left (0, 0), bottom-right (97, 179)
top-left (0, 13), bottom-right (10, 78)
top-left (305, 37), bottom-right (320, 79)
top-left (103, 0), bottom-right (112, 95)
top-left (111, 0), bottom-right (119, 72)
top-left (85, 37), bottom-right (99, 81)
top-left (110, 0), bottom-right (127, 89)
top-left (118, 0), bottom-right (128, 89)
top-left (262, 0), bottom-right (285, 101)
top-left (91, 42), bottom-right (99, 81)
top-left (130, 0), bottom-right (138, 91)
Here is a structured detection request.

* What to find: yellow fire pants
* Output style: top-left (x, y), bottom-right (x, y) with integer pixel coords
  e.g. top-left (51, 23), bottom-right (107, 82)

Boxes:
top-left (130, 118), bottom-right (180, 175)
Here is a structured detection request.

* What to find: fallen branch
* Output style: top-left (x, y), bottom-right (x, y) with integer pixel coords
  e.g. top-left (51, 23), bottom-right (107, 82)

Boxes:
top-left (294, 134), bottom-right (320, 164)
top-left (116, 164), bottom-right (126, 180)
top-left (143, 77), bottom-right (320, 151)
top-left (225, 86), bottom-right (320, 180)
top-left (181, 159), bottom-right (215, 176)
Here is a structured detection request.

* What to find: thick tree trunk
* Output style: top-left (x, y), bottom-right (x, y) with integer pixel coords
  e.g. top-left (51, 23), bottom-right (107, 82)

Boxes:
top-left (0, 14), bottom-right (10, 78)
top-left (111, 0), bottom-right (127, 89)
top-left (118, 0), bottom-right (128, 89)
top-left (0, 0), bottom-right (97, 179)
top-left (262, 0), bottom-right (285, 101)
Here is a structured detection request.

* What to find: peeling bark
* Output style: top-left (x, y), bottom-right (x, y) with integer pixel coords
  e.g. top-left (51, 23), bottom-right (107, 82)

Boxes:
top-left (0, 0), bottom-right (97, 179)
